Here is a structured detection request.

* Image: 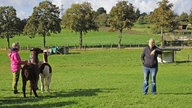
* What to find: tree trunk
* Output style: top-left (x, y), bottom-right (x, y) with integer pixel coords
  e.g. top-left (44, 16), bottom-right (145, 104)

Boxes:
top-left (118, 30), bottom-right (123, 49)
top-left (6, 35), bottom-right (10, 48)
top-left (43, 34), bottom-right (46, 48)
top-left (161, 26), bottom-right (164, 47)
top-left (79, 31), bottom-right (83, 49)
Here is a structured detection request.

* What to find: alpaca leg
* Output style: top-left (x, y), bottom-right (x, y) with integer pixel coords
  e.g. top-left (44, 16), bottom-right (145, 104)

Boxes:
top-left (46, 74), bottom-right (52, 92)
top-left (29, 81), bottom-right (33, 95)
top-left (36, 71), bottom-right (39, 90)
top-left (40, 74), bottom-right (45, 92)
top-left (33, 89), bottom-right (38, 97)
top-left (22, 81), bottom-right (27, 98)
top-left (46, 77), bottom-right (49, 92)
top-left (32, 82), bottom-right (38, 97)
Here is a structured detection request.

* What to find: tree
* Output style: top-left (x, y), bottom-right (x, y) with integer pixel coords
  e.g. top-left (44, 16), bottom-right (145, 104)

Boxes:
top-left (24, 1), bottom-right (61, 47)
top-left (135, 8), bottom-right (141, 20)
top-left (62, 2), bottom-right (98, 48)
top-left (137, 12), bottom-right (149, 24)
top-left (140, 12), bottom-right (148, 17)
top-left (188, 9), bottom-right (192, 24)
top-left (137, 16), bottom-right (146, 24)
top-left (179, 12), bottom-right (188, 24)
top-left (19, 18), bottom-right (28, 32)
top-left (97, 7), bottom-right (106, 15)
top-left (149, 0), bottom-right (177, 47)
top-left (108, 1), bottom-right (136, 48)
top-left (0, 6), bottom-right (21, 48)
top-left (95, 13), bottom-right (108, 27)
top-left (95, 7), bottom-right (108, 27)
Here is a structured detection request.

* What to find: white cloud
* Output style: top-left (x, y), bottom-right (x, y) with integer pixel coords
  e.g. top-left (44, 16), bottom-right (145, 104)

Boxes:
top-left (86, 0), bottom-right (118, 13)
top-left (129, 0), bottom-right (160, 13)
top-left (0, 0), bottom-right (191, 19)
top-left (170, 0), bottom-right (192, 15)
top-left (0, 0), bottom-right (40, 19)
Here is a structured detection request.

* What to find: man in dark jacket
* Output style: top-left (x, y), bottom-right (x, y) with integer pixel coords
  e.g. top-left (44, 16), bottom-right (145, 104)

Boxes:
top-left (141, 38), bottom-right (162, 95)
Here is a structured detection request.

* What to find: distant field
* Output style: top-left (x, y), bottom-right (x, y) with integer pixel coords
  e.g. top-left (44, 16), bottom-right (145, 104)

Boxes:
top-left (1, 48), bottom-right (192, 107)
top-left (0, 25), bottom-right (160, 48)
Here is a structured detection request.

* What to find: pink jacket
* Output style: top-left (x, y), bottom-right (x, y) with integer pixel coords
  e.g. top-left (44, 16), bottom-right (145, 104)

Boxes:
top-left (8, 50), bottom-right (27, 72)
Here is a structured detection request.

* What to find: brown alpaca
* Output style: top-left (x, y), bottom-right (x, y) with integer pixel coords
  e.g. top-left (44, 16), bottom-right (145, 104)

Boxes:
top-left (39, 51), bottom-right (52, 92)
top-left (21, 48), bottom-right (43, 97)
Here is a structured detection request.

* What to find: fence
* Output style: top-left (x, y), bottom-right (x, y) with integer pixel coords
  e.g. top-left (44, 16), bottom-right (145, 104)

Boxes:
top-left (0, 44), bottom-right (149, 51)
top-left (164, 40), bottom-right (192, 46)
top-left (1, 42), bottom-right (192, 51)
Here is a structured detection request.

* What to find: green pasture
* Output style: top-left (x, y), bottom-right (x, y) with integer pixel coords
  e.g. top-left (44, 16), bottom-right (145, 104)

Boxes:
top-left (0, 48), bottom-right (192, 108)
top-left (0, 26), bottom-right (160, 48)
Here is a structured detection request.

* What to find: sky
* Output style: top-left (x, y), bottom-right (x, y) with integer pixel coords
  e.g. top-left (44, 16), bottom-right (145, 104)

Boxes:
top-left (0, 0), bottom-right (192, 19)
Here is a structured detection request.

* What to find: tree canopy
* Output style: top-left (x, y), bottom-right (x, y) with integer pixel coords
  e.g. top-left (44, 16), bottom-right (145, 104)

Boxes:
top-left (97, 7), bottom-right (107, 15)
top-left (149, 0), bottom-right (177, 46)
top-left (62, 2), bottom-right (98, 48)
top-left (0, 6), bottom-right (21, 48)
top-left (188, 9), bottom-right (192, 24)
top-left (95, 13), bottom-right (108, 27)
top-left (108, 1), bottom-right (136, 48)
top-left (179, 12), bottom-right (189, 24)
top-left (24, 1), bottom-right (61, 47)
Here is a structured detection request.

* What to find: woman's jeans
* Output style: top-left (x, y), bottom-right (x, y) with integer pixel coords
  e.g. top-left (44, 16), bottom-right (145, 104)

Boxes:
top-left (142, 66), bottom-right (158, 94)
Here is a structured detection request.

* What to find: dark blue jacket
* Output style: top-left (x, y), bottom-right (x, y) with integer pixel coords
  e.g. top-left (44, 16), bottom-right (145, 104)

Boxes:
top-left (141, 46), bottom-right (162, 68)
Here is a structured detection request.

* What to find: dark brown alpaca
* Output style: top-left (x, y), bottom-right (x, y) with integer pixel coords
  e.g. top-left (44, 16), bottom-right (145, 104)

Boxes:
top-left (21, 48), bottom-right (43, 97)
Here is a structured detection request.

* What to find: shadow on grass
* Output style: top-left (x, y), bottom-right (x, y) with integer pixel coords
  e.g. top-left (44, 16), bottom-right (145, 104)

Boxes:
top-left (45, 88), bottom-right (116, 98)
top-left (159, 92), bottom-right (192, 95)
top-left (0, 94), bottom-right (77, 108)
top-left (0, 88), bottom-right (115, 108)
top-left (175, 60), bottom-right (192, 64)
top-left (0, 100), bottom-right (76, 108)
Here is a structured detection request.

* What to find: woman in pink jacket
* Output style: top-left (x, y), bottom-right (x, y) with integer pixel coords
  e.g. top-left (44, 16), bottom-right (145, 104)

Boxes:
top-left (8, 42), bottom-right (27, 94)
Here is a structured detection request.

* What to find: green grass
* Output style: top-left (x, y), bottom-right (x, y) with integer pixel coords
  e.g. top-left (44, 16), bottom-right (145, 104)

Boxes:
top-left (0, 26), bottom-right (160, 48)
top-left (1, 48), bottom-right (192, 107)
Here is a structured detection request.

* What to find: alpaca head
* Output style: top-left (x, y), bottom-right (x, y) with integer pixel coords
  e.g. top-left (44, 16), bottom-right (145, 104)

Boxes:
top-left (30, 48), bottom-right (43, 55)
top-left (43, 50), bottom-right (51, 63)
top-left (30, 48), bottom-right (43, 64)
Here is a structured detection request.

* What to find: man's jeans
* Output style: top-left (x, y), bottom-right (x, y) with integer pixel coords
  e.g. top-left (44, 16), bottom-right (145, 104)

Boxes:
top-left (142, 66), bottom-right (158, 94)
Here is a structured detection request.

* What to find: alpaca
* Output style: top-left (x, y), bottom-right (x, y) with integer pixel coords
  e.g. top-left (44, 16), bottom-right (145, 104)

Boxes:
top-left (39, 50), bottom-right (52, 92)
top-left (21, 48), bottom-right (43, 97)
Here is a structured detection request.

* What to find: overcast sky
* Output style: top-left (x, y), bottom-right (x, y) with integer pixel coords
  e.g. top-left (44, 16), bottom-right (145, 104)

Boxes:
top-left (0, 0), bottom-right (192, 19)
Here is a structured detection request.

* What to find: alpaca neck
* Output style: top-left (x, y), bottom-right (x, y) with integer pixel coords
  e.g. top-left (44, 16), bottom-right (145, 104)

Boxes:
top-left (32, 55), bottom-right (39, 64)
top-left (43, 52), bottom-right (48, 63)
top-left (31, 51), bottom-right (39, 64)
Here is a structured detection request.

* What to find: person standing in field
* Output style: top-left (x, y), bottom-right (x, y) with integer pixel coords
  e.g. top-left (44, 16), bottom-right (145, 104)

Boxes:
top-left (8, 42), bottom-right (27, 94)
top-left (141, 38), bottom-right (162, 95)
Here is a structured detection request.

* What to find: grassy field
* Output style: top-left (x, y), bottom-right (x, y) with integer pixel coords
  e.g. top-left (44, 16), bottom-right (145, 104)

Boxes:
top-left (0, 25), bottom-right (160, 48)
top-left (1, 48), bottom-right (192, 108)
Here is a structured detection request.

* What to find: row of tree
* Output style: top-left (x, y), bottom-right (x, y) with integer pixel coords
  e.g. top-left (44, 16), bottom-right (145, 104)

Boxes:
top-left (0, 0), bottom-right (192, 48)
